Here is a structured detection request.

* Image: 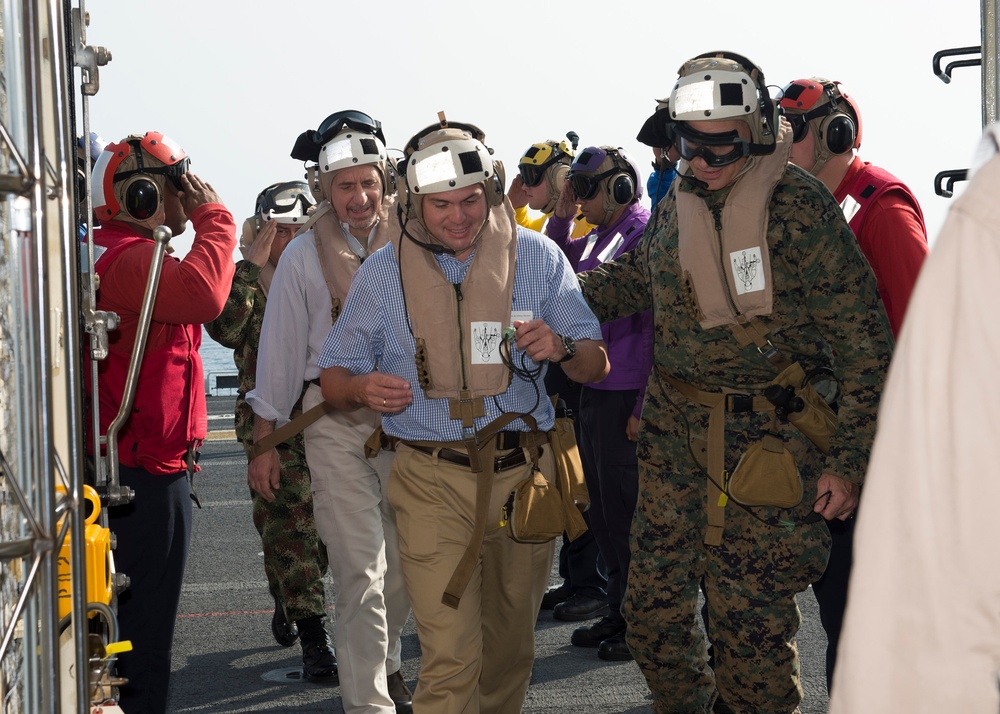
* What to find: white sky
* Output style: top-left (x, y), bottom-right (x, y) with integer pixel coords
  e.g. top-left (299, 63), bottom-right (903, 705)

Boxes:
top-left (85, 0), bottom-right (984, 257)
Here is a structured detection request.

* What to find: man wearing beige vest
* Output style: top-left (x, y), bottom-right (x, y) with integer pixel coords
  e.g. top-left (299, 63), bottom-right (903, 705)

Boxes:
top-left (318, 118), bottom-right (609, 713)
top-left (245, 111), bottom-right (412, 713)
top-left (578, 53), bottom-right (892, 713)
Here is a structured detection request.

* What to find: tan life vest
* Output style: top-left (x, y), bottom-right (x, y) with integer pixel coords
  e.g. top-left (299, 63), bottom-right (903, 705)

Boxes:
top-left (398, 200), bottom-right (517, 426)
top-left (676, 120), bottom-right (793, 330)
top-left (310, 194), bottom-right (398, 323)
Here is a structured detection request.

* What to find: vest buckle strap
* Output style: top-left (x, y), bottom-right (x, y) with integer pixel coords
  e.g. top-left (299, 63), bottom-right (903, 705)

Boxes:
top-left (726, 394), bottom-right (755, 413)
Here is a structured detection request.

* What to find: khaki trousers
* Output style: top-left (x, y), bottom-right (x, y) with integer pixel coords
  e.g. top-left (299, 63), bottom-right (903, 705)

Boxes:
top-left (303, 385), bottom-right (410, 714)
top-left (389, 443), bottom-right (555, 714)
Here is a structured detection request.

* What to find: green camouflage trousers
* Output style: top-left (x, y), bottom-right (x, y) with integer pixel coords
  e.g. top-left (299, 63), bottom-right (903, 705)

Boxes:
top-left (246, 433), bottom-right (329, 624)
top-left (625, 392), bottom-right (831, 714)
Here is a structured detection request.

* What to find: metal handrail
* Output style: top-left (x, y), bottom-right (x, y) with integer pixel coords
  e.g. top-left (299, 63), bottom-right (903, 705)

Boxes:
top-left (102, 225), bottom-right (172, 506)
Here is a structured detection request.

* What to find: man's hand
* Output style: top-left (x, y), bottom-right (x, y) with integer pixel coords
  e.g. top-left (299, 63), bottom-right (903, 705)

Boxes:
top-left (321, 366), bottom-right (412, 413)
top-left (814, 473), bottom-right (859, 521)
top-left (178, 173), bottom-right (222, 215)
top-left (507, 175), bottom-right (528, 209)
top-left (249, 415), bottom-right (281, 502)
top-left (248, 447), bottom-right (281, 503)
top-left (244, 219), bottom-right (276, 268)
top-left (553, 179), bottom-right (580, 220)
top-left (512, 319), bottom-right (565, 363)
top-left (626, 414), bottom-right (640, 442)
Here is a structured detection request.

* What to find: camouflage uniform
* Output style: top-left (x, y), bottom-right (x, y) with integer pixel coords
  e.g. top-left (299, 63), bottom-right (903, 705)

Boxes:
top-left (579, 165), bottom-right (892, 713)
top-left (204, 260), bottom-right (329, 623)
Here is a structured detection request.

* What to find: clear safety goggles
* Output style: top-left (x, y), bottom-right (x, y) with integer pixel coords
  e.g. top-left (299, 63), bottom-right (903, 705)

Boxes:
top-left (257, 181), bottom-right (313, 224)
top-left (674, 126), bottom-right (750, 168)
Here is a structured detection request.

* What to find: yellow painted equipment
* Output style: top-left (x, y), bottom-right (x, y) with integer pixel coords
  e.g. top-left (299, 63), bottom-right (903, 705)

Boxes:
top-left (57, 485), bottom-right (113, 619)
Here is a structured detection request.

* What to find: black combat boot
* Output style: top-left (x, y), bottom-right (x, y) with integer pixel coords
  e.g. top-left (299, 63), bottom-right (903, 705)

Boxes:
top-left (296, 615), bottom-right (338, 684)
top-left (270, 595), bottom-right (298, 647)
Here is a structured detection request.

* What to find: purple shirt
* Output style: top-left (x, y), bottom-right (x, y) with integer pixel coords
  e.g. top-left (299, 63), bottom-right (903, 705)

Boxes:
top-left (546, 202), bottom-right (653, 419)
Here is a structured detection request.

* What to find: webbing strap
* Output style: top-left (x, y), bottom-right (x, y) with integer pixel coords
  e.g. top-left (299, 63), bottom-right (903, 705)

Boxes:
top-left (728, 315), bottom-right (795, 371)
top-left (666, 378), bottom-right (772, 546)
top-left (441, 412), bottom-right (538, 609)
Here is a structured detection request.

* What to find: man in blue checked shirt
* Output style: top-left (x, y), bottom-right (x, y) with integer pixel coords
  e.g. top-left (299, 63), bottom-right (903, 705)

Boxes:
top-left (318, 118), bottom-right (609, 714)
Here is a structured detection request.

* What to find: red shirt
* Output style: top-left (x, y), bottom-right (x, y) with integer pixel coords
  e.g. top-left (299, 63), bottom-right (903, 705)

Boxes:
top-left (92, 203), bottom-right (236, 474)
top-left (834, 159), bottom-right (928, 337)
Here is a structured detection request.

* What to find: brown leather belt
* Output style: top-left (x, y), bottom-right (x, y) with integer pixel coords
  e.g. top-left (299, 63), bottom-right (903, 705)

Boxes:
top-left (404, 442), bottom-right (530, 472)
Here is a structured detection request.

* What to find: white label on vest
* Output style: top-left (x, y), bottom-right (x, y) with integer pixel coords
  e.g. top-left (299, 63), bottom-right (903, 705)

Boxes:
top-left (471, 321), bottom-right (503, 364)
top-left (841, 195), bottom-right (862, 223)
top-left (730, 247), bottom-right (765, 295)
top-left (511, 310), bottom-right (533, 326)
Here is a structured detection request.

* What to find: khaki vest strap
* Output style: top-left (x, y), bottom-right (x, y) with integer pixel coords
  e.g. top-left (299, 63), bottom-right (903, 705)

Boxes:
top-left (666, 377), bottom-right (772, 546)
top-left (247, 383), bottom-right (331, 461)
top-left (441, 412), bottom-right (538, 609)
top-left (448, 391), bottom-right (486, 429)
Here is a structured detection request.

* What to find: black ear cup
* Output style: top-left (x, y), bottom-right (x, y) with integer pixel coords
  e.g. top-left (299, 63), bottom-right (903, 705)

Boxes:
top-left (488, 161), bottom-right (506, 207)
top-left (821, 113), bottom-right (856, 155)
top-left (610, 174), bottom-right (635, 205)
top-left (124, 177), bottom-right (160, 220)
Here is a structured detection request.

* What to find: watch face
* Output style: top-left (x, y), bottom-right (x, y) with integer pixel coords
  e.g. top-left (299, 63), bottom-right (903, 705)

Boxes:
top-left (558, 334), bottom-right (577, 363)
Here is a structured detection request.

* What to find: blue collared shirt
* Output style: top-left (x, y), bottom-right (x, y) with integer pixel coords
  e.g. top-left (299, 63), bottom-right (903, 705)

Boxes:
top-left (317, 226), bottom-right (602, 441)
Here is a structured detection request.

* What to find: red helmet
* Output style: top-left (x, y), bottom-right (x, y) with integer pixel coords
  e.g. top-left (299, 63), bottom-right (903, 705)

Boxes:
top-left (92, 131), bottom-right (188, 222)
top-left (778, 78), bottom-right (863, 151)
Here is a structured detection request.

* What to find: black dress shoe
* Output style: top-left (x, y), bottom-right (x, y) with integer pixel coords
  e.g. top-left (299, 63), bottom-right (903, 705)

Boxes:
top-left (387, 669), bottom-right (413, 713)
top-left (553, 593), bottom-right (610, 622)
top-left (571, 614), bottom-right (627, 647)
top-left (270, 598), bottom-right (298, 647)
top-left (597, 635), bottom-right (634, 661)
top-left (540, 583), bottom-right (572, 610)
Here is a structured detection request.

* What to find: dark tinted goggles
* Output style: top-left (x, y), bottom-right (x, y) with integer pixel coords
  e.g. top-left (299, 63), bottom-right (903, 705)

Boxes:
top-left (518, 163), bottom-right (546, 187)
top-left (317, 110), bottom-right (386, 145)
top-left (568, 168), bottom-right (617, 200)
top-left (114, 156), bottom-right (191, 191)
top-left (674, 127), bottom-right (749, 168)
top-left (780, 105), bottom-right (830, 143)
top-left (785, 112), bottom-right (810, 143)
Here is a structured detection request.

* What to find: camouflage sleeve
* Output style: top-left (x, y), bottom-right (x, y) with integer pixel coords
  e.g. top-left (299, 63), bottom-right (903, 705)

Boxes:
top-left (204, 260), bottom-right (261, 349)
top-left (577, 204), bottom-right (664, 323)
top-left (783, 176), bottom-right (893, 486)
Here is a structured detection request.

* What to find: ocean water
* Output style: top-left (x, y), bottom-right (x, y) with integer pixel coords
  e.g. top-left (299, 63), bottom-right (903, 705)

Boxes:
top-left (200, 331), bottom-right (238, 395)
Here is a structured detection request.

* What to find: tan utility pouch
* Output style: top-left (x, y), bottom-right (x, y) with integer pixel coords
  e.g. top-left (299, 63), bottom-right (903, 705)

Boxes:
top-left (503, 466), bottom-right (565, 544)
top-left (728, 431), bottom-right (803, 508)
top-left (772, 362), bottom-right (839, 454)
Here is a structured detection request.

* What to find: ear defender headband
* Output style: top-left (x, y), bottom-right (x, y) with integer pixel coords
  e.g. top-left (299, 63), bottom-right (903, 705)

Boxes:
top-left (670, 51), bottom-right (779, 156)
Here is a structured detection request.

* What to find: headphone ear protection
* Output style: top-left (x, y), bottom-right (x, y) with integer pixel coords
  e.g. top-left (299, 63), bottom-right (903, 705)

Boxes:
top-left (122, 174), bottom-right (161, 221)
top-left (816, 83), bottom-right (857, 155)
top-left (486, 160), bottom-right (505, 208)
top-left (305, 165), bottom-right (323, 202)
top-left (604, 150), bottom-right (636, 207)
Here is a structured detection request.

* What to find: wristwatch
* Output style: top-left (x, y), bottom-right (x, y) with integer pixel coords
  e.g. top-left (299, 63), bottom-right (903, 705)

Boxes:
top-left (555, 334), bottom-right (577, 364)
